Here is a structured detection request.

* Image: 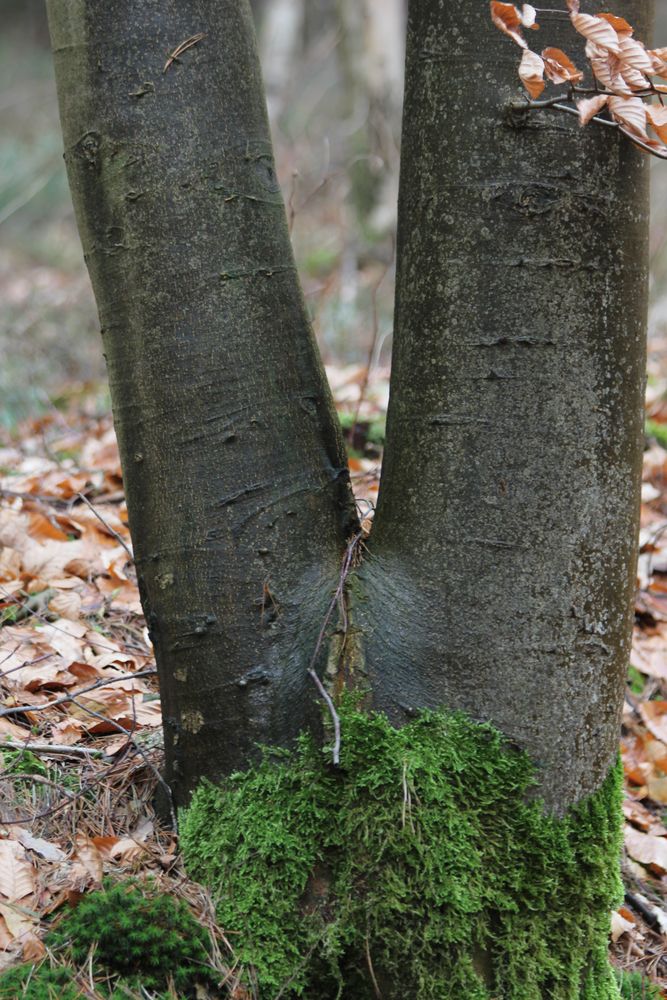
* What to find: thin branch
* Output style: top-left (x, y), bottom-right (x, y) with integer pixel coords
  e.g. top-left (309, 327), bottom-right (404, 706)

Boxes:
top-left (76, 492), bottom-right (134, 563)
top-left (306, 531), bottom-right (364, 765)
top-left (0, 667), bottom-right (157, 719)
top-left (1, 740), bottom-right (104, 758)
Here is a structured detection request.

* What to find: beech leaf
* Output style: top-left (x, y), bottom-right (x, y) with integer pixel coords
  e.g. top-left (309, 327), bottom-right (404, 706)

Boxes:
top-left (571, 13), bottom-right (621, 56)
top-left (596, 12), bottom-right (634, 38)
top-left (521, 4), bottom-right (539, 29)
top-left (618, 36), bottom-right (655, 75)
top-left (576, 94), bottom-right (608, 126)
top-left (490, 2), bottom-right (527, 48)
top-left (519, 48), bottom-right (545, 98)
top-left (646, 104), bottom-right (667, 144)
top-left (542, 47), bottom-right (583, 85)
top-left (607, 95), bottom-right (648, 137)
top-left (0, 842), bottom-right (35, 902)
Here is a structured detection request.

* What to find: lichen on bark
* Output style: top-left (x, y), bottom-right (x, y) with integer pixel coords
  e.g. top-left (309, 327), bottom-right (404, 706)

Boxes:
top-left (181, 707), bottom-right (623, 999)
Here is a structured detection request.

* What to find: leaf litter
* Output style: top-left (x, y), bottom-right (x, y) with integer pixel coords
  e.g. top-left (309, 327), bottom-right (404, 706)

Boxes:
top-left (2, 368), bottom-right (667, 993)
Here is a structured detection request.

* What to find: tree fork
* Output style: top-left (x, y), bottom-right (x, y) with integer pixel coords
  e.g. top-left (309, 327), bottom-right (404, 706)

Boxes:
top-left (46, 0), bottom-right (358, 807)
top-left (360, 0), bottom-right (652, 812)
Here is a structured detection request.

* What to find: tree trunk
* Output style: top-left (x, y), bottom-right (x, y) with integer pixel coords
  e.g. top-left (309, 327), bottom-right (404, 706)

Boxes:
top-left (361, 0), bottom-right (651, 812)
top-left (46, 0), bottom-right (358, 806)
top-left (47, 0), bottom-right (651, 995)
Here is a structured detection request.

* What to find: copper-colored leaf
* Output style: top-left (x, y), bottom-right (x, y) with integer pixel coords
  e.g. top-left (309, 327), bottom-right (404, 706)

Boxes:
top-left (490, 2), bottom-right (527, 48)
top-left (518, 48), bottom-right (545, 98)
top-left (542, 47), bottom-right (583, 84)
top-left (646, 104), bottom-right (667, 144)
top-left (640, 700), bottom-right (667, 745)
top-left (596, 12), bottom-right (634, 37)
top-left (72, 834), bottom-right (103, 885)
top-left (571, 13), bottom-right (621, 56)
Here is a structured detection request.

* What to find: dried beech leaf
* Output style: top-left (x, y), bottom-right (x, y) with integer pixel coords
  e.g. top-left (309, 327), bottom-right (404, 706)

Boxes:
top-left (618, 36), bottom-right (655, 75)
top-left (542, 46), bottom-right (583, 84)
top-left (611, 909), bottom-right (635, 943)
top-left (519, 48), bottom-right (545, 98)
top-left (521, 4), bottom-right (538, 28)
top-left (73, 834), bottom-right (103, 884)
top-left (490, 2), bottom-right (527, 48)
top-left (577, 94), bottom-right (608, 125)
top-left (586, 42), bottom-right (630, 94)
top-left (608, 95), bottom-right (648, 137)
top-left (14, 829), bottom-right (66, 863)
top-left (566, 0), bottom-right (580, 12)
top-left (596, 12), bottom-right (634, 37)
top-left (646, 104), bottom-right (667, 144)
top-left (0, 842), bottom-right (35, 901)
top-left (571, 13), bottom-right (621, 56)
top-left (625, 824), bottom-right (667, 873)
top-left (0, 902), bottom-right (35, 941)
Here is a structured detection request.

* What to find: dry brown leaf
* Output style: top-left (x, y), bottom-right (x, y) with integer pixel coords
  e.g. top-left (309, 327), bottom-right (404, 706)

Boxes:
top-left (0, 902), bottom-right (35, 941)
top-left (0, 842), bottom-right (35, 901)
top-left (625, 824), bottom-right (667, 873)
top-left (14, 829), bottom-right (66, 863)
top-left (618, 35), bottom-right (654, 75)
top-left (48, 590), bottom-right (83, 621)
top-left (586, 43), bottom-right (629, 94)
top-left (0, 915), bottom-right (13, 953)
top-left (21, 933), bottom-right (46, 963)
top-left (640, 701), bottom-right (667, 744)
top-left (490, 2), bottom-right (527, 48)
top-left (73, 834), bottom-right (103, 884)
top-left (571, 13), bottom-right (621, 56)
top-left (622, 798), bottom-right (667, 835)
top-left (542, 47), bottom-right (583, 84)
top-left (596, 12), bottom-right (634, 37)
top-left (608, 95), bottom-right (648, 137)
top-left (577, 94), bottom-right (609, 125)
top-left (611, 908), bottom-right (635, 943)
top-left (646, 104), bottom-right (667, 144)
top-left (518, 49), bottom-right (545, 98)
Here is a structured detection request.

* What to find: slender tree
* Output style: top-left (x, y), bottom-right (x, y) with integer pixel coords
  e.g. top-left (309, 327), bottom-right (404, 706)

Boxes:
top-left (47, 0), bottom-right (652, 995)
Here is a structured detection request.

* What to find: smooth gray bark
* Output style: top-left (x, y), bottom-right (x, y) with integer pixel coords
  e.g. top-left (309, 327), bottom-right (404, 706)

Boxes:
top-left (46, 0), bottom-right (357, 807)
top-left (362, 0), bottom-right (652, 811)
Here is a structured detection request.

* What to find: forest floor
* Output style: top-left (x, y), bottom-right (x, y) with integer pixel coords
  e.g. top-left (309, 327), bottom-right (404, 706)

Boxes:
top-left (0, 368), bottom-right (666, 996)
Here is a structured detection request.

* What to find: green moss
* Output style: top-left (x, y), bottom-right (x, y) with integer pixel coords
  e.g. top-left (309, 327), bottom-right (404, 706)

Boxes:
top-left (615, 968), bottom-right (662, 999)
top-left (181, 708), bottom-right (623, 999)
top-left (0, 962), bottom-right (82, 1000)
top-left (46, 879), bottom-right (215, 996)
top-left (645, 418), bottom-right (667, 450)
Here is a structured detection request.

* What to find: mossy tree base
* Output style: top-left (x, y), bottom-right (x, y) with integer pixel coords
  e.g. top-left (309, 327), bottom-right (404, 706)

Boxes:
top-left (181, 708), bottom-right (623, 999)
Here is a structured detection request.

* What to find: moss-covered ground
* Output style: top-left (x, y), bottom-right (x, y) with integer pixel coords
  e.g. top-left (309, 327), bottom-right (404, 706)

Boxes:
top-left (181, 707), bottom-right (624, 999)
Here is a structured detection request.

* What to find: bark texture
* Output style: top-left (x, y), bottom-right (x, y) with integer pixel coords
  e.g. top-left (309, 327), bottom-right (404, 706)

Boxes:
top-left (363, 0), bottom-right (652, 811)
top-left (46, 0), bottom-right (357, 806)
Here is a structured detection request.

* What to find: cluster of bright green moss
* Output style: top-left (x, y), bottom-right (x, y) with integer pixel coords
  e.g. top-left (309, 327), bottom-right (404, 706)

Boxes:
top-left (0, 880), bottom-right (215, 999)
top-left (181, 707), bottom-right (624, 999)
top-left (615, 969), bottom-right (663, 999)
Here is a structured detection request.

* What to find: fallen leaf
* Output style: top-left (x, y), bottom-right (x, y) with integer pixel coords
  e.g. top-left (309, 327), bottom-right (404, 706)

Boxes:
top-left (625, 824), bottom-right (667, 873)
top-left (611, 908), bottom-right (635, 943)
top-left (14, 829), bottom-right (66, 863)
top-left (0, 842), bottom-right (35, 901)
